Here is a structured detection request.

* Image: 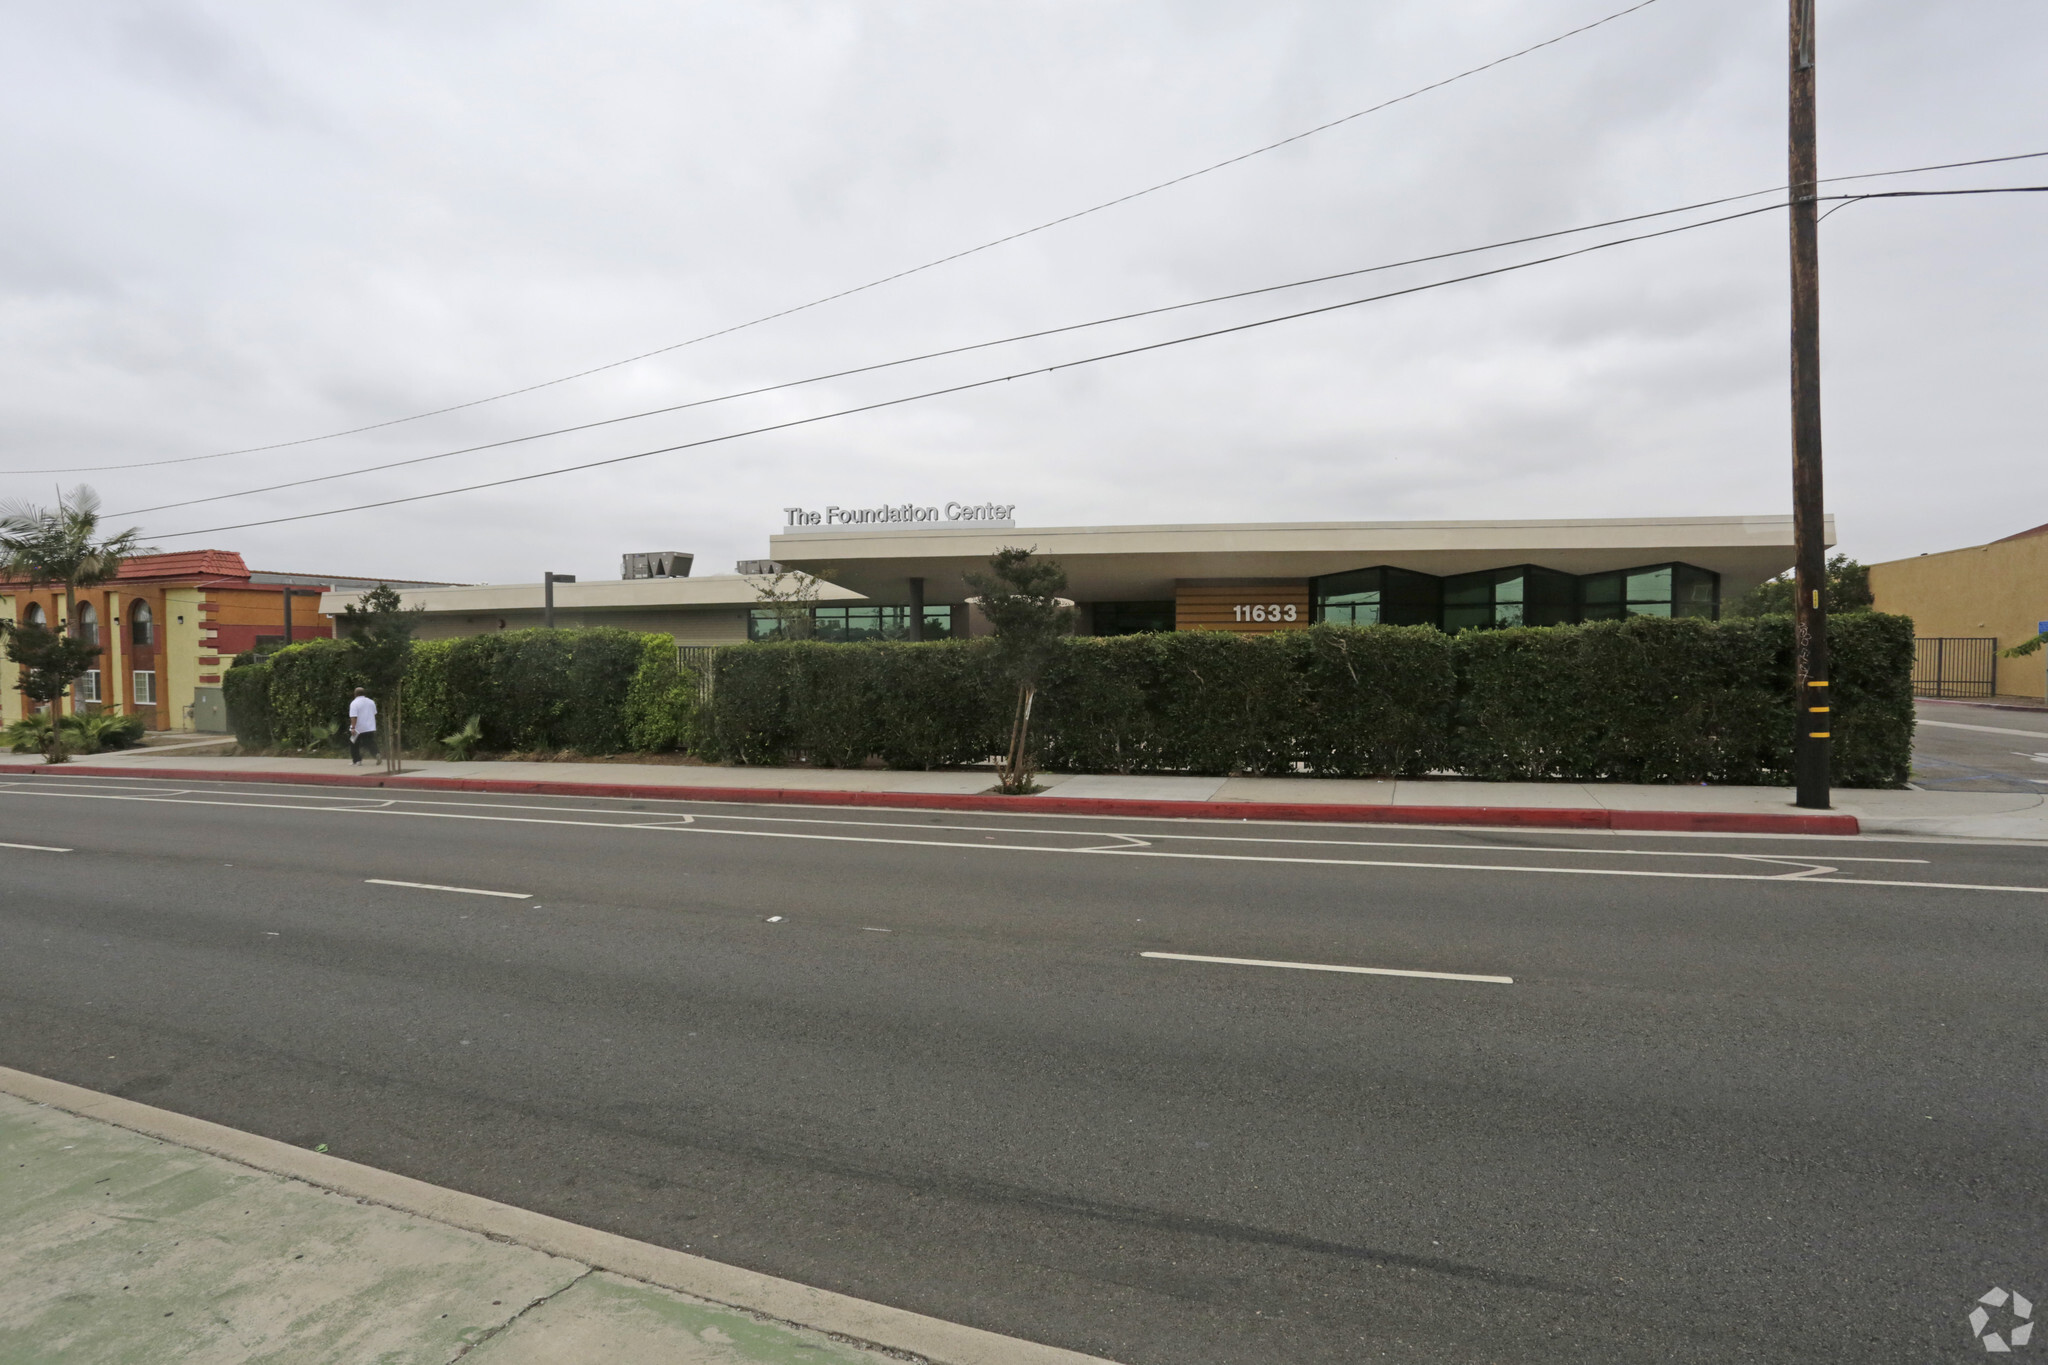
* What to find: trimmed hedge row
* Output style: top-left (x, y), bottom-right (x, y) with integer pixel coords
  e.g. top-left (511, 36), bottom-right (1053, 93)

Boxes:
top-left (225, 628), bottom-right (698, 755)
top-left (225, 614), bottom-right (1914, 786)
top-left (703, 614), bottom-right (1914, 787)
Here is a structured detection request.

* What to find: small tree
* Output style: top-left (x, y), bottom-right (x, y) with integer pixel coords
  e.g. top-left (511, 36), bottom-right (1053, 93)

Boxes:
top-left (338, 585), bottom-right (422, 751)
top-left (965, 547), bottom-right (1074, 794)
top-left (1729, 553), bottom-right (1873, 617)
top-left (746, 567), bottom-right (834, 640)
top-left (2, 622), bottom-right (101, 761)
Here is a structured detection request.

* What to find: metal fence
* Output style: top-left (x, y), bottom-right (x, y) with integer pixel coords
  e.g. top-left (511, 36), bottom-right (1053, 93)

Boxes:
top-left (677, 645), bottom-right (722, 704)
top-left (1912, 637), bottom-right (1997, 699)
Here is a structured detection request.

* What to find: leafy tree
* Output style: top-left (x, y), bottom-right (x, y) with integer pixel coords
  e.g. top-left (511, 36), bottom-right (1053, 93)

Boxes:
top-left (0, 484), bottom-right (151, 746)
top-left (965, 547), bottom-right (1075, 793)
top-left (1728, 553), bottom-right (1873, 617)
top-left (1, 623), bottom-right (101, 760)
top-left (338, 584), bottom-right (423, 693)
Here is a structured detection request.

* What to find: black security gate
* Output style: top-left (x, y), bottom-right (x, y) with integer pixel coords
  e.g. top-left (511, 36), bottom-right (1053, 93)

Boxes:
top-left (1913, 637), bottom-right (1997, 699)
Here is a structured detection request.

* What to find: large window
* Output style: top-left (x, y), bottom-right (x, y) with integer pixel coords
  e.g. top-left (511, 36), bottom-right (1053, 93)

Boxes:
top-left (1312, 567), bottom-right (1442, 626)
top-left (131, 600), bottom-right (154, 646)
top-left (133, 670), bottom-right (157, 705)
top-left (22, 603), bottom-right (44, 628)
top-left (748, 605), bottom-right (957, 642)
top-left (1441, 566), bottom-right (1577, 631)
top-left (78, 669), bottom-right (101, 703)
top-left (76, 601), bottom-right (99, 644)
top-left (1092, 601), bottom-right (1175, 636)
top-left (1578, 563), bottom-right (1719, 620)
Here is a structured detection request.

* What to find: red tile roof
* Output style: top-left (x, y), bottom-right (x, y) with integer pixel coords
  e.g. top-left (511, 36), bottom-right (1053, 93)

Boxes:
top-left (3, 550), bottom-right (251, 588)
top-left (112, 550), bottom-right (251, 582)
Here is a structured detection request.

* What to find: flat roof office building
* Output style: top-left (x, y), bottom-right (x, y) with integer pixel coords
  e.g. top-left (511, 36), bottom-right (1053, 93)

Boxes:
top-left (345, 514), bottom-right (1828, 646)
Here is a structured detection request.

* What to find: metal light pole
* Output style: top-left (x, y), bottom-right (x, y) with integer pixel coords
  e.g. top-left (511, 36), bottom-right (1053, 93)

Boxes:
top-left (1788, 0), bottom-right (1830, 808)
top-left (544, 572), bottom-right (576, 629)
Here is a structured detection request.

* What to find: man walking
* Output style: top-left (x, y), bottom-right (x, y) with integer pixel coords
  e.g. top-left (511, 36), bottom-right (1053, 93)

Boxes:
top-left (348, 687), bottom-right (379, 765)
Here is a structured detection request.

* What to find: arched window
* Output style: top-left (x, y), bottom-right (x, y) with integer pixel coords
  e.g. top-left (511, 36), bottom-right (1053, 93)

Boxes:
top-left (23, 603), bottom-right (45, 628)
top-left (77, 601), bottom-right (99, 645)
top-left (131, 600), bottom-right (154, 646)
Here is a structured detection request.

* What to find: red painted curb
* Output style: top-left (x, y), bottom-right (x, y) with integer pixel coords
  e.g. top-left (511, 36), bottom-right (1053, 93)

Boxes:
top-left (23, 763), bottom-right (1862, 835)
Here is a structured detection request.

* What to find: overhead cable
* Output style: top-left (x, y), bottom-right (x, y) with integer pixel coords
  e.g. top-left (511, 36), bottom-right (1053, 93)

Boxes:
top-left (22, 147), bottom-right (2046, 486)
top-left (143, 184), bottom-right (2046, 541)
top-left (59, 0), bottom-right (1673, 471)
top-left (146, 199), bottom-right (1800, 539)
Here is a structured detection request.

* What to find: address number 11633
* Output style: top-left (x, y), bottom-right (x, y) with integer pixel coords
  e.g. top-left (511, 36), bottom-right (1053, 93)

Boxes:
top-left (1232, 603), bottom-right (1301, 623)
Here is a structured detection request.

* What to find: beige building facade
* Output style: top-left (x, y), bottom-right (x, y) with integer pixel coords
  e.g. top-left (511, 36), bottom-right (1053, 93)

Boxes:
top-left (1869, 522), bottom-right (2048, 700)
top-left (343, 514), bottom-right (1823, 648)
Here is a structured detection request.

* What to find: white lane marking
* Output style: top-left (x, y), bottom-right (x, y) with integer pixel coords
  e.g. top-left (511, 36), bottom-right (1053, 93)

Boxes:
top-left (1141, 951), bottom-right (1513, 984)
top-left (0, 841), bottom-right (71, 852)
top-left (1919, 718), bottom-right (2048, 739)
top-left (2, 786), bottom-right (2039, 894)
top-left (365, 879), bottom-right (530, 899)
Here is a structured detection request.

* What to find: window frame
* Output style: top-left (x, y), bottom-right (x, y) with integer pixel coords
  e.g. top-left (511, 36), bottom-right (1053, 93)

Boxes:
top-left (132, 670), bottom-right (157, 705)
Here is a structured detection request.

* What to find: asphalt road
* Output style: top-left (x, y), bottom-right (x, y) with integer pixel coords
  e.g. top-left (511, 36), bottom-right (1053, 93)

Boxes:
top-left (1912, 699), bottom-right (2048, 792)
top-left (2, 775), bottom-right (2044, 1363)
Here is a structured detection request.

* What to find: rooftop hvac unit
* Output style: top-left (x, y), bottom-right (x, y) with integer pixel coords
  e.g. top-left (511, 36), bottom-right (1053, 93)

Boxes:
top-left (735, 560), bottom-right (785, 575)
top-left (622, 552), bottom-right (693, 580)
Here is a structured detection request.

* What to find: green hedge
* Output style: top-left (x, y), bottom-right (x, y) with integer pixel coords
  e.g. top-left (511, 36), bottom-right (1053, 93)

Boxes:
top-left (701, 614), bottom-right (1913, 786)
top-left (225, 629), bottom-right (700, 756)
top-left (224, 614), bottom-right (1913, 786)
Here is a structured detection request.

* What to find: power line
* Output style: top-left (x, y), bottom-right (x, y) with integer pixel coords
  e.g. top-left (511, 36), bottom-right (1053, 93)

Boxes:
top-left (142, 184), bottom-right (2046, 541)
top-left (75, 150), bottom-right (2048, 511)
top-left (59, 0), bottom-right (1672, 471)
top-left (146, 200), bottom-right (1793, 540)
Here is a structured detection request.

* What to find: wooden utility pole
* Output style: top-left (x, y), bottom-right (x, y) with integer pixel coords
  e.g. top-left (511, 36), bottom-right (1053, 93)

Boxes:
top-left (1789, 0), bottom-right (1830, 808)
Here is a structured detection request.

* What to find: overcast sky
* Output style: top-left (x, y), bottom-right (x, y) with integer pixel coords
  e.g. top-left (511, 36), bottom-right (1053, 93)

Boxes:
top-left (1, 0), bottom-right (2042, 586)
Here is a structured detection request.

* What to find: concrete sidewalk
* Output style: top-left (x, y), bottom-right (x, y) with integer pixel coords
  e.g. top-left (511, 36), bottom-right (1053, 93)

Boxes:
top-left (0, 1069), bottom-right (1111, 1365)
top-left (4, 746), bottom-right (2044, 839)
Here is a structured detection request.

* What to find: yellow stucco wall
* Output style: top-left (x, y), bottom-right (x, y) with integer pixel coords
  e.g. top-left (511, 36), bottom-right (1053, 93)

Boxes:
top-left (1869, 532), bottom-right (2048, 700)
top-left (163, 587), bottom-right (205, 731)
top-left (0, 594), bottom-right (17, 724)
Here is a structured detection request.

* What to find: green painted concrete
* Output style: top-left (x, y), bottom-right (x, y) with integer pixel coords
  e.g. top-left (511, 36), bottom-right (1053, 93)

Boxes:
top-left (0, 1095), bottom-right (895, 1364)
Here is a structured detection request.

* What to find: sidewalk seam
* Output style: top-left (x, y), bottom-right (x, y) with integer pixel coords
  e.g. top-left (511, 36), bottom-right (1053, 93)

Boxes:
top-left (450, 1266), bottom-right (594, 1363)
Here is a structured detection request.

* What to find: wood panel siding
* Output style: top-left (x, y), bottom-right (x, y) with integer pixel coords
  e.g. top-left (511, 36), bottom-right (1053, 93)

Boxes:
top-left (1175, 582), bottom-right (1312, 634)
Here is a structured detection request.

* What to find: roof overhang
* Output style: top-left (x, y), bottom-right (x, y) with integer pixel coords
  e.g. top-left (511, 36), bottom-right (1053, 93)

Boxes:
top-left (318, 573), bottom-right (868, 617)
top-left (768, 515), bottom-right (1832, 603)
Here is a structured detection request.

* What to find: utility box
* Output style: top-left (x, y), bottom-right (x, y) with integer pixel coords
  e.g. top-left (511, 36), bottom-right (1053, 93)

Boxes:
top-left (622, 552), bottom-right (693, 580)
top-left (192, 686), bottom-right (228, 733)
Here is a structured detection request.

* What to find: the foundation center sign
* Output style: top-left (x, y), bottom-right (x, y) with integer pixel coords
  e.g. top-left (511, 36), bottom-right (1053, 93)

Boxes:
top-left (780, 501), bottom-right (1015, 533)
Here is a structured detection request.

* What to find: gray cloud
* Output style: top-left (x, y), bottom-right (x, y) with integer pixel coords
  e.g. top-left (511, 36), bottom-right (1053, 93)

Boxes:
top-left (1, 0), bottom-right (2042, 583)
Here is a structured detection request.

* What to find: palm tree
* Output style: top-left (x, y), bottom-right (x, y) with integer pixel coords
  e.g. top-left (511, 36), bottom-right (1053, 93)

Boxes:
top-left (0, 485), bottom-right (152, 715)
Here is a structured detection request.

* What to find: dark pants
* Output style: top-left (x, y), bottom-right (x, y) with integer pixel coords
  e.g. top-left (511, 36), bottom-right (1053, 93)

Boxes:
top-left (350, 731), bottom-right (380, 763)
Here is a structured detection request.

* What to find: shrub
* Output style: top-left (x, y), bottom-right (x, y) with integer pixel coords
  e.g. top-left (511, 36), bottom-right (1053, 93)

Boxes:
top-left (623, 633), bottom-right (700, 753)
top-left (60, 708), bottom-right (146, 754)
top-left (5, 712), bottom-right (55, 755)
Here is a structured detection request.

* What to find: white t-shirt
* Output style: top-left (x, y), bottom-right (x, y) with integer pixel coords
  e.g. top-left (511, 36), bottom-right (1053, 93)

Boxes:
top-left (348, 695), bottom-right (378, 733)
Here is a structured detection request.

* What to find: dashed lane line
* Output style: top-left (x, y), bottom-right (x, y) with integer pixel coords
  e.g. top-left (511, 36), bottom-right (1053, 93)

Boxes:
top-left (1142, 951), bottom-right (1513, 984)
top-left (365, 879), bottom-right (531, 899)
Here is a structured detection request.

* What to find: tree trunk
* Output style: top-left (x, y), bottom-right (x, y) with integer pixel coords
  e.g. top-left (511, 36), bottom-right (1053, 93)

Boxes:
top-left (1002, 682), bottom-right (1036, 793)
